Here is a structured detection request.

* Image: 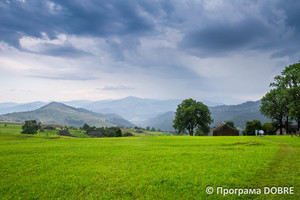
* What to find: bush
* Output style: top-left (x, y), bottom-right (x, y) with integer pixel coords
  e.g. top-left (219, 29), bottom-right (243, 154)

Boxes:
top-left (123, 132), bottom-right (134, 137)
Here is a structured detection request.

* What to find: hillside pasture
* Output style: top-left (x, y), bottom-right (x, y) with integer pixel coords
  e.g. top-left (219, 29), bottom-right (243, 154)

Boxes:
top-left (0, 127), bottom-right (299, 199)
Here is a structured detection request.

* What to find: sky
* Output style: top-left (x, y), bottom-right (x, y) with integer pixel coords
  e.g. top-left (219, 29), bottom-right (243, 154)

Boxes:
top-left (0, 0), bottom-right (299, 105)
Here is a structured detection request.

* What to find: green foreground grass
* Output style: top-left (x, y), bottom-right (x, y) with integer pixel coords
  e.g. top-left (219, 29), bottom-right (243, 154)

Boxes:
top-left (0, 126), bottom-right (299, 199)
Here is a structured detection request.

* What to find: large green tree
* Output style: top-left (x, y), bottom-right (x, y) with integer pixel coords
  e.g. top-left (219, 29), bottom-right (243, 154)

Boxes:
top-left (21, 120), bottom-right (39, 135)
top-left (173, 99), bottom-right (213, 136)
top-left (264, 62), bottom-right (300, 133)
top-left (279, 63), bottom-right (300, 130)
top-left (260, 88), bottom-right (289, 134)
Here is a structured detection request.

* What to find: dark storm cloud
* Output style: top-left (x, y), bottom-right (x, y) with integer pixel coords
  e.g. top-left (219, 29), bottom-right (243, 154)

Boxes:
top-left (179, 17), bottom-right (272, 57)
top-left (0, 0), bottom-right (156, 49)
top-left (0, 0), bottom-right (299, 60)
top-left (179, 0), bottom-right (300, 59)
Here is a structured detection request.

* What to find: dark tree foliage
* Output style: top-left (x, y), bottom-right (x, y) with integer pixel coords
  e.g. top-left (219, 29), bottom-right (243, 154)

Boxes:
top-left (194, 126), bottom-right (209, 136)
top-left (243, 120), bottom-right (262, 136)
top-left (262, 122), bottom-right (275, 135)
top-left (225, 121), bottom-right (235, 128)
top-left (261, 62), bottom-right (300, 135)
top-left (173, 98), bottom-right (213, 136)
top-left (123, 132), bottom-right (134, 137)
top-left (260, 88), bottom-right (289, 134)
top-left (22, 120), bottom-right (39, 135)
top-left (82, 123), bottom-right (90, 131)
top-left (115, 128), bottom-right (122, 137)
top-left (86, 126), bottom-right (96, 134)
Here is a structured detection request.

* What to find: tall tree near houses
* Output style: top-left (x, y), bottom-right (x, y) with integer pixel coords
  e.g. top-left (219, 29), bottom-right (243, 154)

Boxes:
top-left (173, 98), bottom-right (213, 136)
top-left (281, 63), bottom-right (300, 132)
top-left (260, 88), bottom-right (289, 134)
top-left (270, 63), bottom-right (300, 133)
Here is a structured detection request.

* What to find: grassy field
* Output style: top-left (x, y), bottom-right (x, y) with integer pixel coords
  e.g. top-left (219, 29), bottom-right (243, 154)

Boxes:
top-left (0, 125), bottom-right (299, 199)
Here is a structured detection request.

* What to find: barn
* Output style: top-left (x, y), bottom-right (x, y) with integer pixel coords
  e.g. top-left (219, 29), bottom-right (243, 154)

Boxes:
top-left (58, 129), bottom-right (71, 136)
top-left (210, 122), bottom-right (239, 136)
top-left (88, 131), bottom-right (104, 137)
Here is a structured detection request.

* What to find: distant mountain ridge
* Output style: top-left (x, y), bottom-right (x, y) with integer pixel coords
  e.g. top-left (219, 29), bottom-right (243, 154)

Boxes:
top-left (0, 97), bottom-right (223, 123)
top-left (0, 102), bottom-right (134, 128)
top-left (0, 101), bottom-right (47, 115)
top-left (137, 100), bottom-right (271, 131)
top-left (81, 96), bottom-right (223, 124)
top-left (0, 97), bottom-right (269, 130)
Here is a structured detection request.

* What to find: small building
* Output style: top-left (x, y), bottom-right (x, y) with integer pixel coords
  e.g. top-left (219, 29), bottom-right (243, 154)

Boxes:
top-left (134, 130), bottom-right (143, 133)
top-left (210, 122), bottom-right (239, 136)
top-left (58, 129), bottom-right (71, 136)
top-left (275, 125), bottom-right (299, 135)
top-left (88, 131), bottom-right (104, 137)
top-left (44, 125), bottom-right (55, 130)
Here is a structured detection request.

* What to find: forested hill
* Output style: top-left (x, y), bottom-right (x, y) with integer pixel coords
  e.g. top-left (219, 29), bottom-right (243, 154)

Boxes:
top-left (209, 100), bottom-right (271, 129)
top-left (138, 100), bottom-right (271, 131)
top-left (0, 102), bottom-right (134, 128)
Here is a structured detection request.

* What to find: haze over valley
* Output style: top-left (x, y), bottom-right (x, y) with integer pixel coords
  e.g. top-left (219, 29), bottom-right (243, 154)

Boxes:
top-left (0, 96), bottom-right (270, 130)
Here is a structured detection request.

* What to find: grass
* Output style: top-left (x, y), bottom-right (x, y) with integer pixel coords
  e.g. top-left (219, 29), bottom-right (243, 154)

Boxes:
top-left (0, 125), bottom-right (299, 199)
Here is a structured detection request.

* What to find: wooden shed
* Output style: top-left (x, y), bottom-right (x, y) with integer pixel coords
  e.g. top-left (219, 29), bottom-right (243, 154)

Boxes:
top-left (88, 131), bottom-right (104, 137)
top-left (58, 129), bottom-right (71, 136)
top-left (210, 122), bottom-right (239, 136)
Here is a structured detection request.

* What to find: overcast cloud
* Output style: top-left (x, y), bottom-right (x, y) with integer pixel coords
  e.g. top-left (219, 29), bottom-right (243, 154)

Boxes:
top-left (0, 0), bottom-right (299, 104)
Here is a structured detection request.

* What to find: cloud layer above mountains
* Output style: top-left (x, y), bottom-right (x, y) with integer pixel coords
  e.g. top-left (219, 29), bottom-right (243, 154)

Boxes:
top-left (0, 0), bottom-right (299, 104)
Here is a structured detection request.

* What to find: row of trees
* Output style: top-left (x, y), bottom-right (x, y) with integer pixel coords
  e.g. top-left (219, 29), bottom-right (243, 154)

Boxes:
top-left (81, 123), bottom-right (128, 137)
top-left (260, 62), bottom-right (300, 134)
top-left (243, 120), bottom-right (275, 135)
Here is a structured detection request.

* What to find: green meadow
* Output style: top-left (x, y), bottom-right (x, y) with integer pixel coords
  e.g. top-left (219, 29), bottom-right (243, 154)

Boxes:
top-left (0, 124), bottom-right (299, 199)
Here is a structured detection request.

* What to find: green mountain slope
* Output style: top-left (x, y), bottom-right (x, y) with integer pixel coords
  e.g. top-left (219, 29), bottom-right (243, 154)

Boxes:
top-left (209, 100), bottom-right (270, 129)
top-left (139, 111), bottom-right (175, 131)
top-left (139, 100), bottom-right (271, 131)
top-left (0, 102), bottom-right (135, 128)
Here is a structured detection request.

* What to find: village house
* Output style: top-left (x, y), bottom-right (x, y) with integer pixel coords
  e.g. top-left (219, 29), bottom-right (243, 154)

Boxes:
top-left (210, 122), bottom-right (240, 136)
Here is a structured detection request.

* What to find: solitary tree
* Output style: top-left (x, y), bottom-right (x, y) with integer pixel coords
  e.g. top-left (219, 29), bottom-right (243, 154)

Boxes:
top-left (22, 120), bottom-right (39, 135)
top-left (173, 99), bottom-right (213, 136)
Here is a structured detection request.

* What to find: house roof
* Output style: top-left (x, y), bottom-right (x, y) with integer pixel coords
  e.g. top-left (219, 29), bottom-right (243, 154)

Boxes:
top-left (59, 129), bottom-right (71, 136)
top-left (211, 122), bottom-right (239, 132)
top-left (88, 131), bottom-right (103, 136)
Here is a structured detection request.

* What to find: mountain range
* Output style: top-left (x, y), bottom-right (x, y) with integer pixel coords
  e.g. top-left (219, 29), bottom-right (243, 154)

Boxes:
top-left (0, 102), bottom-right (134, 128)
top-left (141, 100), bottom-right (270, 131)
top-left (0, 96), bottom-right (270, 130)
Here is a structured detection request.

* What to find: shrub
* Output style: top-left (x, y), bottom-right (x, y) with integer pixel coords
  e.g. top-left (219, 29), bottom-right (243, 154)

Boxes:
top-left (123, 132), bottom-right (134, 137)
